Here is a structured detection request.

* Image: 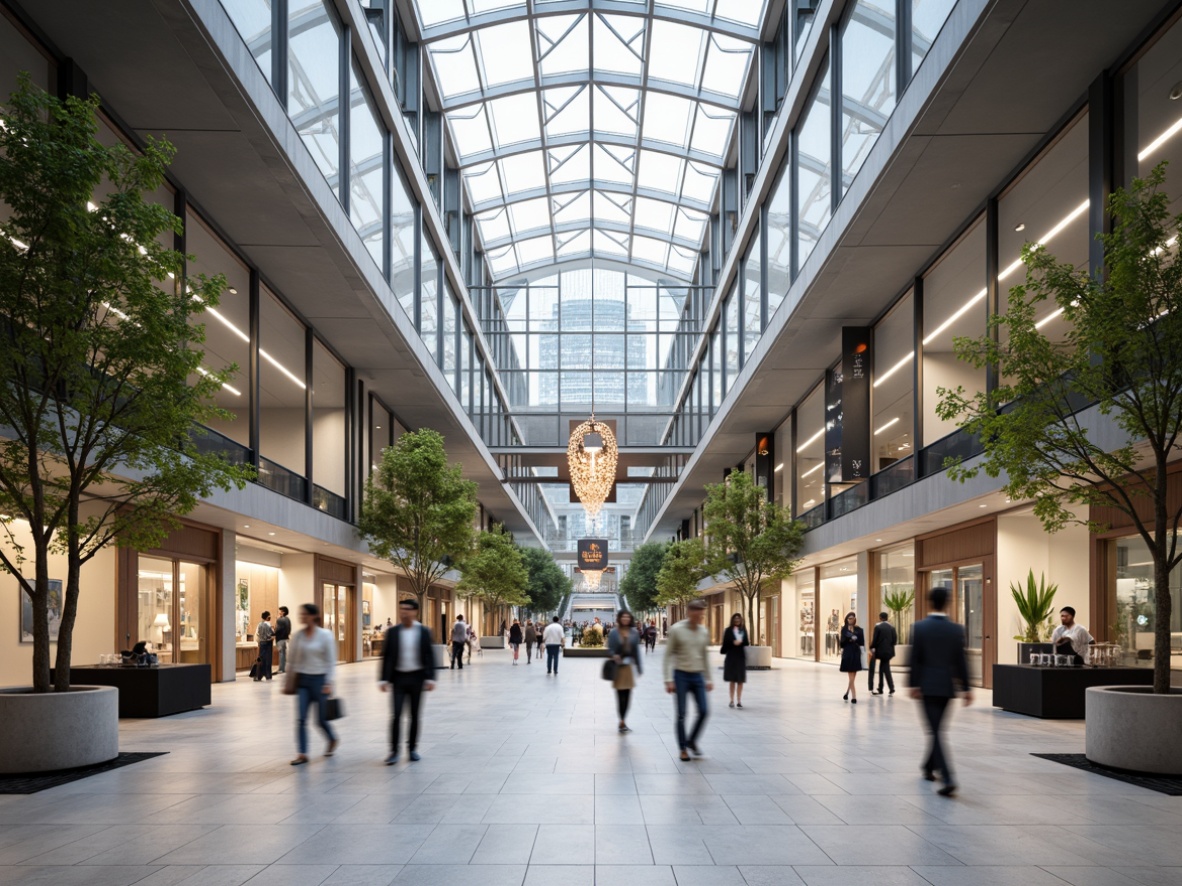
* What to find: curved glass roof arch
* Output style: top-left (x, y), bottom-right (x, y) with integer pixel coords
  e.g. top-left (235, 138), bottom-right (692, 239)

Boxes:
top-left (412, 0), bottom-right (768, 281)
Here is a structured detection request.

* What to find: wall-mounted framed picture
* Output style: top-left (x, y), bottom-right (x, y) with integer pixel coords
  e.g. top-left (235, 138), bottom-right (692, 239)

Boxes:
top-left (20, 578), bottom-right (63, 644)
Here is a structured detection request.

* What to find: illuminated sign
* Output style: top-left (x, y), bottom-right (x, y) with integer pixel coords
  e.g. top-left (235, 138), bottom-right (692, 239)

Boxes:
top-left (577, 538), bottom-right (609, 571)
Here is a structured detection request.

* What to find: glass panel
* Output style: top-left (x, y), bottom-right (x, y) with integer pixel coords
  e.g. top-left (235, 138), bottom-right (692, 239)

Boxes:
top-left (877, 544), bottom-right (915, 643)
top-left (795, 571), bottom-right (815, 659)
top-left (922, 218), bottom-right (985, 445)
top-left (958, 564), bottom-right (984, 683)
top-left (819, 558), bottom-right (858, 664)
top-left (288, 0), bottom-right (342, 193)
top-left (421, 236), bottom-right (440, 358)
top-left (186, 210), bottom-right (251, 447)
top-left (796, 55), bottom-right (831, 269)
top-left (443, 284), bottom-right (458, 392)
top-left (178, 561), bottom-right (208, 664)
top-left (260, 287), bottom-right (307, 477)
top-left (773, 416), bottom-right (791, 509)
top-left (349, 59), bottom-right (385, 270)
top-left (796, 384), bottom-right (824, 515)
top-left (370, 403), bottom-right (392, 475)
top-left (1123, 19), bottom-right (1182, 217)
top-left (138, 556), bottom-right (174, 661)
top-left (872, 291), bottom-right (914, 471)
top-left (911, 0), bottom-right (956, 74)
top-left (744, 228), bottom-right (761, 362)
top-left (392, 165), bottom-right (416, 319)
top-left (724, 282), bottom-right (740, 393)
top-left (0, 13), bottom-right (51, 93)
top-left (767, 165), bottom-right (791, 313)
top-left (841, 0), bottom-right (896, 192)
top-left (219, 0), bottom-right (272, 83)
top-left (312, 338), bottom-right (346, 499)
top-left (1113, 534), bottom-right (1182, 670)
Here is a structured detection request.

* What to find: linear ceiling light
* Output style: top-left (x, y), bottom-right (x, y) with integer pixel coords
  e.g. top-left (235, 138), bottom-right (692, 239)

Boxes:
top-left (800, 462), bottom-right (823, 478)
top-left (796, 427), bottom-right (823, 452)
top-left (1138, 116), bottom-right (1182, 161)
top-left (874, 417), bottom-right (900, 435)
top-left (873, 352), bottom-right (913, 388)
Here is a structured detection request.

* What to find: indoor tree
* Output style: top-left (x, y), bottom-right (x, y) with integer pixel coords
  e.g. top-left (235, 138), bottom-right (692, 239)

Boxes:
top-left (702, 469), bottom-right (805, 644)
top-left (457, 526), bottom-right (529, 630)
top-left (620, 540), bottom-right (668, 616)
top-left (655, 538), bottom-right (712, 612)
top-left (359, 428), bottom-right (477, 610)
top-left (520, 545), bottom-right (571, 617)
top-left (937, 165), bottom-right (1182, 693)
top-left (0, 76), bottom-right (252, 693)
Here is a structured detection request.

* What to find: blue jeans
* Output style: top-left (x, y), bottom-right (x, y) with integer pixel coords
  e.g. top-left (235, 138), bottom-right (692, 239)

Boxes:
top-left (296, 673), bottom-right (336, 755)
top-left (546, 644), bottom-right (561, 672)
top-left (673, 669), bottom-right (708, 750)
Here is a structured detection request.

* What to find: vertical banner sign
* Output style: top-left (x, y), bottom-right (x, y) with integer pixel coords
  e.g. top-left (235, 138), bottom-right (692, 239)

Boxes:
top-left (824, 364), bottom-right (843, 484)
top-left (841, 326), bottom-right (872, 481)
top-left (577, 538), bottom-right (609, 572)
top-left (754, 433), bottom-right (774, 502)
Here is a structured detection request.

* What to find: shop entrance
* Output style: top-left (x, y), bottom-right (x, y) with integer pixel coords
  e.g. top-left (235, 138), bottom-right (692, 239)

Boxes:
top-left (923, 563), bottom-right (987, 686)
top-left (137, 556), bottom-right (213, 667)
top-left (322, 582), bottom-right (351, 663)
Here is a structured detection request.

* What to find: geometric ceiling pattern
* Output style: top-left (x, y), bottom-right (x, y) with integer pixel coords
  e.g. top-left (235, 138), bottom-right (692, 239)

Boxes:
top-left (413, 0), bottom-right (768, 281)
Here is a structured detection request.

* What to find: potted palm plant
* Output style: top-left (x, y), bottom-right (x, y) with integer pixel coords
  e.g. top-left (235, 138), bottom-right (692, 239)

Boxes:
top-left (1010, 570), bottom-right (1057, 664)
top-left (883, 588), bottom-right (915, 666)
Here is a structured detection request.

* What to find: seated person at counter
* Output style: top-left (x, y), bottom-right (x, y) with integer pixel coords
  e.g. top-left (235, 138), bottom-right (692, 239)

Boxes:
top-left (1051, 607), bottom-right (1093, 664)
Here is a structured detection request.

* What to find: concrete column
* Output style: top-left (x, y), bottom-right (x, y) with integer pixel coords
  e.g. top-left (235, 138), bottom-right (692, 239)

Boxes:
top-left (856, 550), bottom-right (871, 630)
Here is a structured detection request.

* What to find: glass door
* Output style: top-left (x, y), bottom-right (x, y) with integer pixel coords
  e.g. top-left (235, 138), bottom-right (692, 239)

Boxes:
top-left (137, 556), bottom-right (209, 665)
top-left (958, 564), bottom-right (984, 684)
top-left (177, 561), bottom-right (208, 664)
top-left (138, 556), bottom-right (174, 659)
top-left (322, 582), bottom-right (348, 663)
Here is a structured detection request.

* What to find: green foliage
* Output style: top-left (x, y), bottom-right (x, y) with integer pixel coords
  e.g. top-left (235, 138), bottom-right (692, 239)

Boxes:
top-left (883, 588), bottom-right (916, 644)
top-left (1009, 570), bottom-right (1058, 643)
top-left (936, 165), bottom-right (1182, 692)
top-left (456, 526), bottom-right (529, 618)
top-left (579, 625), bottom-right (604, 647)
top-left (701, 470), bottom-right (805, 642)
top-left (0, 76), bottom-right (252, 692)
top-left (619, 541), bottom-right (667, 613)
top-left (655, 538), bottom-right (711, 609)
top-left (520, 545), bottom-right (571, 614)
top-left (359, 428), bottom-right (478, 608)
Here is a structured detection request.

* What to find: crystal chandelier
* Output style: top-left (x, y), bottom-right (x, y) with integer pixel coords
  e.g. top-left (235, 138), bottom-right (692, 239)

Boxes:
top-left (567, 417), bottom-right (618, 519)
top-left (581, 569), bottom-right (603, 591)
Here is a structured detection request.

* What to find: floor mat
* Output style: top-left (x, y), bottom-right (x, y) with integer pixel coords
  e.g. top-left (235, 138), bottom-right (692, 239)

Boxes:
top-left (1033, 753), bottom-right (1182, 796)
top-left (0, 752), bottom-right (168, 794)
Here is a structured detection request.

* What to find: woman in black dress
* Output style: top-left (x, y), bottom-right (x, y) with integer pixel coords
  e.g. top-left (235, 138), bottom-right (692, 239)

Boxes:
top-left (721, 612), bottom-right (750, 708)
top-left (839, 612), bottom-right (864, 703)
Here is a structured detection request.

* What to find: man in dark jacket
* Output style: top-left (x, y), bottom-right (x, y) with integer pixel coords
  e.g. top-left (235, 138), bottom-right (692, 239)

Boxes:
top-left (868, 611), bottom-right (897, 695)
top-left (274, 606), bottom-right (292, 674)
top-left (379, 598), bottom-right (437, 764)
top-left (910, 586), bottom-right (972, 796)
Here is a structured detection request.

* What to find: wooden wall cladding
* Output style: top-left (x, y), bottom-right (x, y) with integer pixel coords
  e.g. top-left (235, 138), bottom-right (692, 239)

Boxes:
top-left (238, 563), bottom-right (279, 639)
top-left (149, 522), bottom-right (218, 562)
top-left (916, 517), bottom-right (996, 569)
top-left (1090, 463), bottom-right (1182, 533)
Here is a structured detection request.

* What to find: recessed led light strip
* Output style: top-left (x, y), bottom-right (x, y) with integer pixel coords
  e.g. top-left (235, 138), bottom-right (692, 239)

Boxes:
top-left (800, 462), bottom-right (823, 478)
top-left (795, 427), bottom-right (824, 452)
top-left (874, 417), bottom-right (899, 435)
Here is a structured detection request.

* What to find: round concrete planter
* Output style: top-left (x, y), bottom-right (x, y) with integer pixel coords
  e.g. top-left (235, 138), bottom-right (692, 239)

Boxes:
top-left (1086, 685), bottom-right (1182, 775)
top-left (479, 636), bottom-right (506, 649)
top-left (745, 645), bottom-right (773, 669)
top-left (0, 685), bottom-right (119, 774)
top-left (894, 645), bottom-right (911, 667)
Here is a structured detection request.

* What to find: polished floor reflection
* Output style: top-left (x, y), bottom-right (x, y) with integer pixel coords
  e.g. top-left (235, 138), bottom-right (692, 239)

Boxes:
top-left (1, 651), bottom-right (1180, 886)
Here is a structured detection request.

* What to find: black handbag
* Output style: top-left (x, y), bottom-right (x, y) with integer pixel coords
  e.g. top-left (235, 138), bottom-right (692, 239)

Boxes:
top-left (248, 661), bottom-right (259, 679)
top-left (325, 696), bottom-right (345, 721)
top-left (601, 659), bottom-right (617, 681)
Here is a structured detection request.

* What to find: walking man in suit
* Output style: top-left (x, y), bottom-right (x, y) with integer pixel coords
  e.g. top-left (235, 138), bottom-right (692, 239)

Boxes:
top-left (379, 598), bottom-right (436, 764)
top-left (868, 611), bottom-right (897, 695)
top-left (910, 586), bottom-right (972, 796)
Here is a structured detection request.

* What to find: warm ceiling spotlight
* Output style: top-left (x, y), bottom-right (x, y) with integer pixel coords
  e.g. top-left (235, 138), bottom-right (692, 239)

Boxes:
top-left (227, 286), bottom-right (238, 294)
top-left (1171, 81), bottom-right (1182, 101)
top-left (1014, 223), bottom-right (1025, 232)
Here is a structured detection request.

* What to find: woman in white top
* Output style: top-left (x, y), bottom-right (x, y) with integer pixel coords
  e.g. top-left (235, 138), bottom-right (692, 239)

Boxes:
top-left (287, 602), bottom-right (338, 765)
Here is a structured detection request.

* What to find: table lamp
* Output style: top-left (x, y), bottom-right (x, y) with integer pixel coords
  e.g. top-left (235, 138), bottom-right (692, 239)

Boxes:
top-left (153, 612), bottom-right (170, 647)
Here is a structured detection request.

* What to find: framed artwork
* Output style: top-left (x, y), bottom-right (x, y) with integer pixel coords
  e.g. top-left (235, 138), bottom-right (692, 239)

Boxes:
top-left (362, 600), bottom-right (371, 615)
top-left (20, 578), bottom-right (63, 644)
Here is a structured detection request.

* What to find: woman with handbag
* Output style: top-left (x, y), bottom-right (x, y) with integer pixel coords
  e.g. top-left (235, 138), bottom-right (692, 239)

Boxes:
top-left (839, 611), bottom-right (865, 704)
top-left (286, 602), bottom-right (338, 765)
top-left (508, 619), bottom-right (523, 665)
top-left (254, 611), bottom-right (274, 682)
top-left (721, 612), bottom-right (750, 708)
top-left (606, 609), bottom-right (642, 734)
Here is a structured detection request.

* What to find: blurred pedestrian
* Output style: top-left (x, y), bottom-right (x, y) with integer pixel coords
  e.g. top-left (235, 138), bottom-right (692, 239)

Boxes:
top-left (287, 603), bottom-right (337, 765)
top-left (721, 612), bottom-right (749, 708)
top-left (839, 612), bottom-right (864, 703)
top-left (607, 609), bottom-right (642, 733)
top-left (380, 598), bottom-right (437, 764)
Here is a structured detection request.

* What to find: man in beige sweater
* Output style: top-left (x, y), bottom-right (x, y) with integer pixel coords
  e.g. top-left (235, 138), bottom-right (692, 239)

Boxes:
top-left (663, 599), bottom-right (713, 762)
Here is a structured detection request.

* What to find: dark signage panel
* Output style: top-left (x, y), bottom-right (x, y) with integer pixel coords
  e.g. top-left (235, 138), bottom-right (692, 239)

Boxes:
top-left (841, 326), bottom-right (872, 481)
top-left (577, 538), bottom-right (609, 571)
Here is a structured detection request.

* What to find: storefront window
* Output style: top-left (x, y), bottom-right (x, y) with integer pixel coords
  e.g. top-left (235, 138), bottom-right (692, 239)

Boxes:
top-left (877, 544), bottom-right (915, 644)
top-left (312, 338), bottom-right (346, 501)
top-left (186, 211), bottom-right (251, 447)
top-left (921, 217), bottom-right (985, 445)
top-left (796, 383), bottom-right (824, 516)
top-left (841, 0), bottom-right (896, 192)
top-left (259, 286), bottom-right (307, 495)
top-left (872, 291), bottom-right (914, 471)
top-left (370, 401), bottom-right (392, 475)
top-left (1122, 19), bottom-right (1182, 215)
top-left (819, 558), bottom-right (858, 664)
top-left (138, 556), bottom-right (208, 665)
top-left (1113, 534), bottom-right (1182, 670)
top-left (796, 55), bottom-right (832, 270)
top-left (774, 416), bottom-right (791, 509)
top-left (288, 0), bottom-right (342, 195)
top-left (998, 113), bottom-right (1089, 350)
top-left (794, 571), bottom-right (816, 659)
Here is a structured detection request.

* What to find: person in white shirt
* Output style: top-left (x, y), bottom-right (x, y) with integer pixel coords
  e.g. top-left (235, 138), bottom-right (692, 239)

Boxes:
top-left (287, 603), bottom-right (338, 765)
top-left (379, 599), bottom-right (436, 764)
top-left (1051, 606), bottom-right (1093, 664)
top-left (543, 616), bottom-right (566, 674)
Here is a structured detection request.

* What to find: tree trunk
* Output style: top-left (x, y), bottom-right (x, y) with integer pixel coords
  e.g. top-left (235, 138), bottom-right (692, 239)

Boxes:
top-left (31, 537), bottom-right (51, 693)
top-left (746, 591), bottom-right (756, 647)
top-left (53, 541), bottom-right (83, 693)
top-left (1153, 543), bottom-right (1172, 695)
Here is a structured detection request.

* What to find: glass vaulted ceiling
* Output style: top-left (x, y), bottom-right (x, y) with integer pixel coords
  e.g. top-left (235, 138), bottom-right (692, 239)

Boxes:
top-left (413, 0), bottom-right (766, 281)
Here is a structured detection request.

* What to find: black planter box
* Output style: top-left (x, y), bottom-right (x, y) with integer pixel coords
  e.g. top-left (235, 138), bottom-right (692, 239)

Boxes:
top-left (992, 664), bottom-right (1153, 719)
top-left (51, 664), bottom-right (211, 718)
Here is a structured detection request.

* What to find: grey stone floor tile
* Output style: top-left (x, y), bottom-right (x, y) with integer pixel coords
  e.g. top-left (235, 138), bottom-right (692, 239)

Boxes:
top-left (522, 866), bottom-right (592, 886)
top-left (0, 866), bottom-right (164, 886)
top-left (272, 825), bottom-right (431, 866)
top-left (406, 824), bottom-right (487, 864)
top-left (470, 824), bottom-right (538, 865)
top-left (391, 865), bottom-right (526, 886)
top-left (911, 866), bottom-right (1082, 886)
top-left (319, 866), bottom-right (402, 886)
top-left (792, 866), bottom-right (933, 886)
top-left (242, 865), bottom-right (336, 886)
top-left (1039, 867), bottom-right (1153, 886)
top-left (530, 824), bottom-right (594, 865)
top-left (735, 866), bottom-right (808, 886)
top-left (594, 865), bottom-right (676, 886)
top-left (670, 865), bottom-right (747, 885)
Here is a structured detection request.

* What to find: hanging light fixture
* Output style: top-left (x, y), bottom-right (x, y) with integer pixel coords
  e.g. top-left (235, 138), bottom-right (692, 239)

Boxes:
top-left (567, 417), bottom-right (617, 519)
top-left (582, 569), bottom-right (603, 591)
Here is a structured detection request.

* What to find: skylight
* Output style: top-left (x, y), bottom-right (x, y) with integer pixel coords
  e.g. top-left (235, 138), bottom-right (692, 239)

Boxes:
top-left (414, 0), bottom-right (766, 281)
